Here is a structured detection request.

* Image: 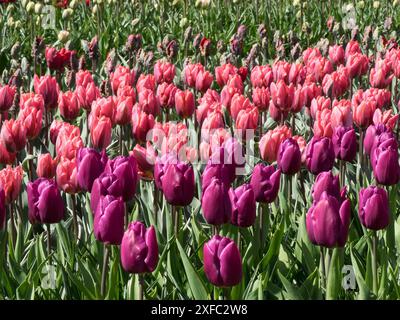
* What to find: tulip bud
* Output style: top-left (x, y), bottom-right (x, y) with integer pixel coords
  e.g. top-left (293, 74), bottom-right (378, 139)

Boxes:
top-left (332, 126), bottom-right (357, 162)
top-left (33, 75), bottom-right (59, 110)
top-left (195, 70), bottom-right (214, 93)
top-left (94, 195), bottom-right (125, 245)
top-left (359, 186), bottom-right (390, 230)
top-left (277, 138), bottom-right (302, 175)
top-left (306, 192), bottom-right (351, 248)
top-left (372, 142), bottom-right (400, 186)
top-left (259, 125), bottom-right (292, 163)
top-left (77, 148), bottom-right (108, 192)
top-left (131, 143), bottom-right (157, 179)
top-left (161, 161), bottom-right (195, 206)
top-left (0, 85), bottom-right (16, 112)
top-left (138, 89), bottom-right (160, 116)
top-left (363, 123), bottom-right (393, 155)
top-left (91, 116), bottom-right (112, 150)
top-left (175, 89), bottom-right (195, 119)
top-left (203, 235), bottom-right (242, 287)
top-left (120, 221), bottom-right (159, 273)
top-left (27, 178), bottom-right (65, 225)
top-left (131, 107), bottom-right (155, 143)
top-left (56, 158), bottom-right (80, 194)
top-left (36, 153), bottom-right (57, 179)
top-left (0, 166), bottom-right (23, 205)
top-left (0, 119), bottom-right (27, 153)
top-left (154, 60), bottom-right (175, 84)
top-left (311, 171), bottom-right (341, 203)
top-left (250, 163), bottom-right (281, 203)
top-left (305, 136), bottom-right (335, 175)
top-left (104, 155), bottom-right (138, 202)
top-left (90, 172), bottom-right (124, 214)
top-left (229, 184), bottom-right (256, 227)
top-left (59, 91), bottom-right (80, 120)
top-left (202, 177), bottom-right (231, 225)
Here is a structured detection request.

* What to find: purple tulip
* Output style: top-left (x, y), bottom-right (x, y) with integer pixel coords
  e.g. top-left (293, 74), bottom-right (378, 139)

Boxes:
top-left (202, 177), bottom-right (231, 225)
top-left (305, 136), bottom-right (335, 175)
top-left (250, 163), bottom-right (281, 203)
top-left (229, 184), bottom-right (256, 227)
top-left (0, 188), bottom-right (5, 230)
top-left (203, 235), bottom-right (242, 287)
top-left (104, 155), bottom-right (138, 201)
top-left (332, 126), bottom-right (357, 162)
top-left (27, 178), bottom-right (65, 224)
top-left (120, 221), bottom-right (158, 273)
top-left (201, 162), bottom-right (234, 192)
top-left (364, 124), bottom-right (394, 156)
top-left (154, 153), bottom-right (177, 190)
top-left (306, 192), bottom-right (351, 248)
top-left (221, 137), bottom-right (245, 169)
top-left (312, 171), bottom-right (341, 203)
top-left (372, 142), bottom-right (400, 186)
top-left (359, 186), bottom-right (390, 230)
top-left (77, 147), bottom-right (108, 192)
top-left (277, 138), bottom-right (301, 175)
top-left (370, 136), bottom-right (398, 169)
top-left (94, 195), bottom-right (125, 245)
top-left (161, 161), bottom-right (195, 206)
top-left (90, 173), bottom-right (124, 214)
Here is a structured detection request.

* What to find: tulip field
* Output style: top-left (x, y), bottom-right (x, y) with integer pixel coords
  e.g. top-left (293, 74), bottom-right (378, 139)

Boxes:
top-left (2, 0), bottom-right (400, 302)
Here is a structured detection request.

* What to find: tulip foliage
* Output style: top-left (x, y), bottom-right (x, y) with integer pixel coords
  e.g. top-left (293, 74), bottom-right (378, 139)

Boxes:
top-left (1, 0), bottom-right (400, 301)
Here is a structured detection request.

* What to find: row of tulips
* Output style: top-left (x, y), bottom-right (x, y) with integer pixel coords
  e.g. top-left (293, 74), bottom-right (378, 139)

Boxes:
top-left (1, 29), bottom-right (400, 298)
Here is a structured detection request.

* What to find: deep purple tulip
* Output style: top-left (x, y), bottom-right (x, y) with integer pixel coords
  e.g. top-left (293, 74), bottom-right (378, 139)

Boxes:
top-left (104, 155), bottom-right (138, 201)
top-left (90, 173), bottom-right (123, 214)
top-left (370, 136), bottom-right (398, 169)
top-left (332, 126), bottom-right (357, 162)
top-left (120, 221), bottom-right (158, 274)
top-left (359, 186), bottom-right (390, 230)
top-left (202, 177), bottom-right (231, 225)
top-left (221, 137), bottom-right (245, 169)
top-left (161, 161), bottom-right (195, 206)
top-left (154, 153), bottom-right (177, 190)
top-left (277, 138), bottom-right (301, 175)
top-left (305, 136), bottom-right (335, 175)
top-left (306, 192), bottom-right (351, 248)
top-left (249, 163), bottom-right (281, 203)
top-left (77, 147), bottom-right (108, 192)
top-left (204, 144), bottom-right (239, 189)
top-left (312, 171), bottom-right (341, 202)
top-left (372, 142), bottom-right (400, 186)
top-left (27, 178), bottom-right (64, 224)
top-left (201, 162), bottom-right (234, 192)
top-left (0, 188), bottom-right (5, 230)
top-left (229, 184), bottom-right (256, 227)
top-left (364, 124), bottom-right (394, 156)
top-left (94, 195), bottom-right (125, 245)
top-left (203, 235), bottom-right (242, 287)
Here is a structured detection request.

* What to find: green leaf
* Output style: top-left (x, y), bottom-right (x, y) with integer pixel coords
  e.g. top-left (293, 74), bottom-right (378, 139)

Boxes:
top-left (326, 248), bottom-right (342, 300)
top-left (350, 245), bottom-right (372, 300)
top-left (176, 239), bottom-right (208, 300)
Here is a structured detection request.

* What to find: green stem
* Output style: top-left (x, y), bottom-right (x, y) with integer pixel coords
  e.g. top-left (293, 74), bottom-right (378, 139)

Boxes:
top-left (46, 223), bottom-right (51, 264)
top-left (71, 194), bottom-right (78, 241)
top-left (138, 274), bottom-right (145, 300)
top-left (9, 204), bottom-right (16, 247)
top-left (320, 247), bottom-right (326, 294)
top-left (372, 231), bottom-right (378, 296)
top-left (100, 245), bottom-right (110, 298)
